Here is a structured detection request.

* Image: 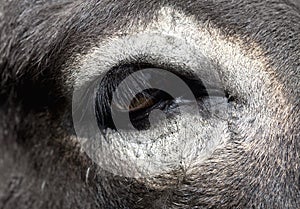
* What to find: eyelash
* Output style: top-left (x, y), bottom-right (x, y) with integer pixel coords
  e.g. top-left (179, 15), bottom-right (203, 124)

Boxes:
top-left (94, 63), bottom-right (210, 131)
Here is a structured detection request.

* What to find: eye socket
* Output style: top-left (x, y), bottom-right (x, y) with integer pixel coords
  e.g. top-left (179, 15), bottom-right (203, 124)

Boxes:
top-left (73, 61), bottom-right (231, 178)
top-left (94, 63), bottom-right (218, 131)
top-left (71, 33), bottom-right (234, 178)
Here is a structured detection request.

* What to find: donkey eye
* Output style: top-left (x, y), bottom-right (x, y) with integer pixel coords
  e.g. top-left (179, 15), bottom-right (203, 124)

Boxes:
top-left (94, 63), bottom-right (213, 131)
top-left (71, 33), bottom-right (233, 178)
top-left (128, 91), bottom-right (157, 111)
top-left (114, 89), bottom-right (169, 113)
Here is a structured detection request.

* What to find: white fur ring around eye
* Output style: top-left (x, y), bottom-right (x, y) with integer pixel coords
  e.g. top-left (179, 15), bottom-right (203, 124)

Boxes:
top-left (72, 67), bottom-right (228, 179)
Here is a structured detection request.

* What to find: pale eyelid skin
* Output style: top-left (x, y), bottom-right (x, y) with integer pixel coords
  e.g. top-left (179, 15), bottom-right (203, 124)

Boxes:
top-left (69, 7), bottom-right (290, 183)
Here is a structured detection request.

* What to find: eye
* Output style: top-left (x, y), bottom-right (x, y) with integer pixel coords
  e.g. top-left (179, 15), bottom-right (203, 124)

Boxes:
top-left (94, 63), bottom-right (214, 131)
top-left (71, 33), bottom-right (233, 178)
top-left (128, 89), bottom-right (158, 112)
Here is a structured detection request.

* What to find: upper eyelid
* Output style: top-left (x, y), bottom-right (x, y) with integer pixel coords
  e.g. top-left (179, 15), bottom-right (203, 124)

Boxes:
top-left (71, 32), bottom-right (219, 88)
top-left (69, 7), bottom-right (213, 86)
top-left (69, 6), bottom-right (276, 107)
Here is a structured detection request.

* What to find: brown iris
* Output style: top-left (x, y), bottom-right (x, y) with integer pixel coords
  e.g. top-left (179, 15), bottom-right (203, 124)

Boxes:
top-left (128, 93), bottom-right (156, 112)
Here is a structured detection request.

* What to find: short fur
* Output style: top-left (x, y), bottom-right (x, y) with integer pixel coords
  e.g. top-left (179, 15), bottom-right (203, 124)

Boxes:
top-left (0, 0), bottom-right (299, 208)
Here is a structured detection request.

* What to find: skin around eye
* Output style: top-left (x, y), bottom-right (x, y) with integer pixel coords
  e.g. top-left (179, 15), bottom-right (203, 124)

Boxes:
top-left (71, 29), bottom-right (235, 179)
top-left (72, 63), bottom-right (232, 178)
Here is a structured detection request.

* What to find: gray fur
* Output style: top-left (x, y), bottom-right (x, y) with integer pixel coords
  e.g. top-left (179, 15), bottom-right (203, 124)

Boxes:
top-left (0, 0), bottom-right (299, 208)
